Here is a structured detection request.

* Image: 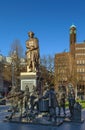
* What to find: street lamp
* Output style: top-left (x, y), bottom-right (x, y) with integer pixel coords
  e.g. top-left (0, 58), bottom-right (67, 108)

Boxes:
top-left (11, 50), bottom-right (19, 87)
top-left (11, 61), bottom-right (15, 86)
top-left (11, 52), bottom-right (16, 87)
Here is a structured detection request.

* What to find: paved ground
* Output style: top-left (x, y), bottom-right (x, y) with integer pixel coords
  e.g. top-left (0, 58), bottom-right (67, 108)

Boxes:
top-left (0, 105), bottom-right (85, 130)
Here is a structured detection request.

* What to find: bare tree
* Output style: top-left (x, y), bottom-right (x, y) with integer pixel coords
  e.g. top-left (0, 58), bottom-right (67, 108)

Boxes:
top-left (8, 39), bottom-right (24, 58)
top-left (7, 39), bottom-right (24, 88)
top-left (40, 54), bottom-right (54, 85)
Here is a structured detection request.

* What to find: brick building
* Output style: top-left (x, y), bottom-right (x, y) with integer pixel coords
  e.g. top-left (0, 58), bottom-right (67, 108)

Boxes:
top-left (55, 25), bottom-right (85, 99)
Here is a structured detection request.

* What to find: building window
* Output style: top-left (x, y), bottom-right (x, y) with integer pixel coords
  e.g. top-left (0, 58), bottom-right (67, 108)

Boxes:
top-left (83, 60), bottom-right (85, 64)
top-left (75, 47), bottom-right (85, 50)
top-left (77, 60), bottom-right (79, 64)
top-left (83, 68), bottom-right (84, 72)
top-left (75, 53), bottom-right (85, 56)
top-left (80, 68), bottom-right (81, 72)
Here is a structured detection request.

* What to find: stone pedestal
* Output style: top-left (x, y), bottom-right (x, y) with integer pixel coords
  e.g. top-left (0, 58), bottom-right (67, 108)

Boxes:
top-left (20, 72), bottom-right (37, 93)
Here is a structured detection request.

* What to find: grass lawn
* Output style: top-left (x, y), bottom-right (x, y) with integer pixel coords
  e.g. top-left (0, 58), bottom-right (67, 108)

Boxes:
top-left (76, 100), bottom-right (85, 109)
top-left (65, 100), bottom-right (85, 109)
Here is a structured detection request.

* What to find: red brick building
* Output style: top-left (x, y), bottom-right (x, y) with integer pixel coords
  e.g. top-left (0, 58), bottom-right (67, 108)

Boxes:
top-left (55, 25), bottom-right (85, 99)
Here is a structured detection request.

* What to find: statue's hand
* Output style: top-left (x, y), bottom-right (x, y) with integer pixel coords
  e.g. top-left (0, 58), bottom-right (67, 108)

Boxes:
top-left (29, 47), bottom-right (35, 51)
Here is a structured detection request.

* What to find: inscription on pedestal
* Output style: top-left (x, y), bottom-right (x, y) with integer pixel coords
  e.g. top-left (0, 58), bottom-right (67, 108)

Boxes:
top-left (21, 79), bottom-right (36, 92)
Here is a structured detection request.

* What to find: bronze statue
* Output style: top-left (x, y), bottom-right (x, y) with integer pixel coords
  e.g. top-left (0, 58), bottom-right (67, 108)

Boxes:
top-left (26, 32), bottom-right (40, 72)
top-left (42, 85), bottom-right (58, 122)
top-left (7, 86), bottom-right (24, 120)
top-left (57, 90), bottom-right (66, 116)
top-left (68, 90), bottom-right (75, 118)
top-left (22, 85), bottom-right (30, 115)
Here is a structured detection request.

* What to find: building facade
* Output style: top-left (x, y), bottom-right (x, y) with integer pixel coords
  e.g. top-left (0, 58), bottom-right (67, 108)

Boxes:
top-left (55, 25), bottom-right (85, 99)
top-left (0, 53), bottom-right (26, 96)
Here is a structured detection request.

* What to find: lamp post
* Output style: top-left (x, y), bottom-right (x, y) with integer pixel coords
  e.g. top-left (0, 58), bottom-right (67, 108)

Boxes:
top-left (11, 61), bottom-right (15, 86)
top-left (11, 50), bottom-right (17, 87)
top-left (0, 54), bottom-right (4, 95)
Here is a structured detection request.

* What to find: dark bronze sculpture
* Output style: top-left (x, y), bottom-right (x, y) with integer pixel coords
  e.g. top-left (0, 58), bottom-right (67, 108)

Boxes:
top-left (68, 89), bottom-right (75, 118)
top-left (7, 86), bottom-right (24, 120)
top-left (57, 92), bottom-right (66, 116)
top-left (4, 83), bottom-right (65, 126)
top-left (22, 85), bottom-right (30, 115)
top-left (42, 85), bottom-right (58, 122)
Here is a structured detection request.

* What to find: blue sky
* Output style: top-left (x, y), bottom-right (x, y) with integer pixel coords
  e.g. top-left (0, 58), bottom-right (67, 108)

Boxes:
top-left (0, 0), bottom-right (85, 57)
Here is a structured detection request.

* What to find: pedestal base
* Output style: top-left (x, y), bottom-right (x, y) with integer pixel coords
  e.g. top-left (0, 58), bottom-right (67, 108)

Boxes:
top-left (64, 117), bottom-right (84, 123)
top-left (20, 72), bottom-right (37, 93)
top-left (4, 115), bottom-right (63, 126)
